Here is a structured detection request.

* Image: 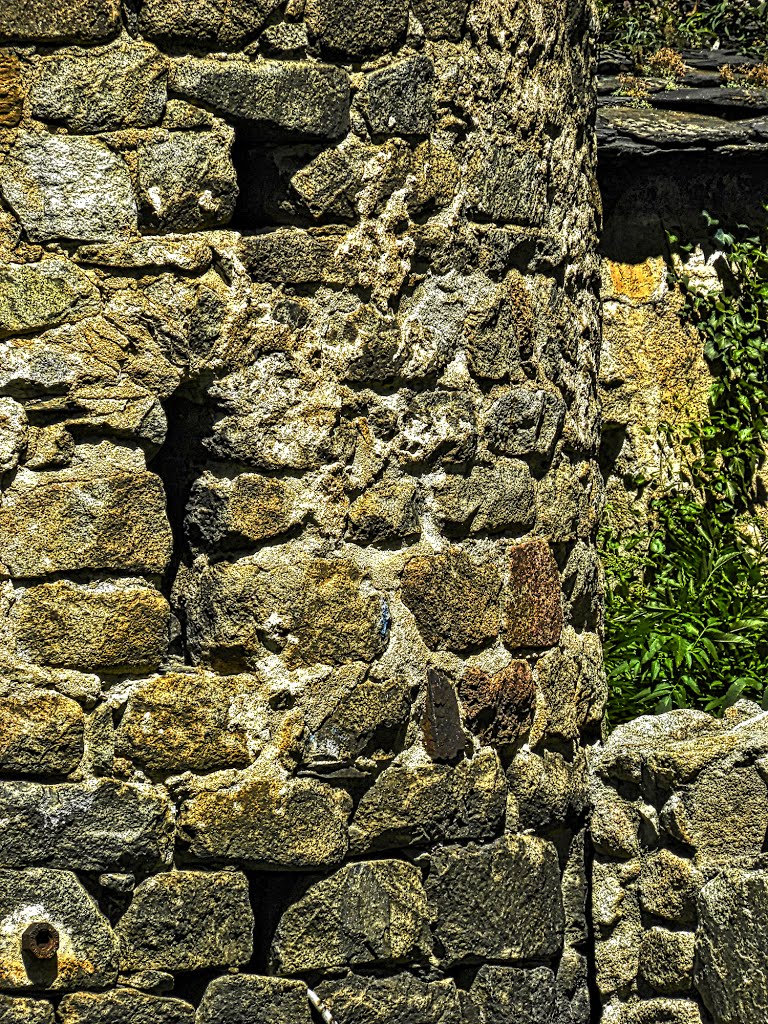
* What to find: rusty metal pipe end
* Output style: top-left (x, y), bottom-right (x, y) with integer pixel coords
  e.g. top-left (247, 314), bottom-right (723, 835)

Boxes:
top-left (21, 922), bottom-right (59, 960)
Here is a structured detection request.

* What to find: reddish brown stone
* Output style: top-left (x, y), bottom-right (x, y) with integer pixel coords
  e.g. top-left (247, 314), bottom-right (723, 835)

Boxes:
top-left (503, 541), bottom-right (563, 648)
top-left (422, 669), bottom-right (469, 763)
top-left (0, 53), bottom-right (23, 127)
top-left (460, 661), bottom-right (535, 747)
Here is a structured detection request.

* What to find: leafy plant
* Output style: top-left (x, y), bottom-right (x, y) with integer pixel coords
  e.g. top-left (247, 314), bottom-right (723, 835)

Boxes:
top-left (602, 214), bottom-right (768, 726)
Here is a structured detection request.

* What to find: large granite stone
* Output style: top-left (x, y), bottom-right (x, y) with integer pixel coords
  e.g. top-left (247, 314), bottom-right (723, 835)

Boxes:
top-left (140, 0), bottom-right (280, 48)
top-left (426, 836), bottom-right (564, 966)
top-left (0, 869), bottom-right (118, 990)
top-left (271, 860), bottom-right (432, 974)
top-left (117, 872), bottom-right (254, 972)
top-left (0, 0), bottom-right (120, 44)
top-left (0, 692), bottom-right (84, 776)
top-left (10, 580), bottom-right (170, 672)
top-left (0, 779), bottom-right (174, 873)
top-left (57, 990), bottom-right (194, 1024)
top-left (0, 260), bottom-right (99, 339)
top-left (0, 470), bottom-right (172, 576)
top-left (0, 133), bottom-right (137, 242)
top-left (695, 869), bottom-right (768, 1024)
top-left (169, 59), bottom-right (349, 138)
top-left (197, 977), bottom-right (311, 1024)
top-left (29, 42), bottom-right (167, 131)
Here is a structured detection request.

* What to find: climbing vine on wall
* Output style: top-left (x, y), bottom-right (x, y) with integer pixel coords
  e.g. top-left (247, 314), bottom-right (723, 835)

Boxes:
top-left (603, 215), bottom-right (768, 726)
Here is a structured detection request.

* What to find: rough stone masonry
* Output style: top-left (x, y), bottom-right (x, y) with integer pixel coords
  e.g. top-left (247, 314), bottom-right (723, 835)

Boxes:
top-left (0, 0), bottom-right (603, 1022)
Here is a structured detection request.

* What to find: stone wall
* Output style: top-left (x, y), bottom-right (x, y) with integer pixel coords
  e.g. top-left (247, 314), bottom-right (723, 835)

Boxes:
top-left (592, 702), bottom-right (768, 1024)
top-left (0, 1), bottom-right (603, 1022)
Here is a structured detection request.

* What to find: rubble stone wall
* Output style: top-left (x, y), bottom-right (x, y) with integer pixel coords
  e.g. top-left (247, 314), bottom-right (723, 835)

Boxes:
top-left (0, 1), bottom-right (603, 1022)
top-left (592, 702), bottom-right (768, 1024)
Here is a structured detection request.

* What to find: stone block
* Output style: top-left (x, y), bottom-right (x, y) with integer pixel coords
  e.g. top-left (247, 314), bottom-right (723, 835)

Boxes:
top-left (459, 660), bottom-right (535, 748)
top-left (0, 54), bottom-right (23, 127)
top-left (178, 767), bottom-right (351, 869)
top-left (347, 478), bottom-right (418, 545)
top-left (412, 0), bottom-right (469, 40)
top-left (0, 470), bottom-right (173, 576)
top-left (0, 399), bottom-right (27, 474)
top-left (116, 672), bottom-right (254, 776)
top-left (58, 990), bottom-right (194, 1024)
top-left (349, 748), bottom-right (506, 853)
top-left (0, 693), bottom-right (84, 776)
top-left (0, 779), bottom-right (174, 873)
top-left (0, 996), bottom-right (54, 1023)
top-left (397, 391), bottom-right (479, 467)
top-left (10, 580), bottom-right (170, 671)
top-left (534, 630), bottom-right (604, 740)
top-left (117, 872), bottom-right (254, 972)
top-left (639, 850), bottom-right (703, 925)
top-left (421, 668), bottom-right (469, 763)
top-left (431, 461), bottom-right (536, 535)
top-left (197, 977), bottom-right (311, 1024)
top-left (29, 42), bottom-right (167, 132)
top-left (304, 0), bottom-right (409, 58)
top-left (315, 975), bottom-right (465, 1024)
top-left (401, 550), bottom-right (502, 651)
top-left (0, 869), bottom-right (118, 990)
top-left (239, 228), bottom-right (353, 286)
top-left (185, 553), bottom-right (388, 670)
top-left (365, 57), bottom-right (434, 136)
top-left (0, 0), bottom-right (120, 44)
top-left (508, 748), bottom-right (588, 834)
top-left (503, 540), bottom-right (563, 648)
top-left (485, 386), bottom-right (565, 459)
top-left (0, 259), bottom-right (99, 339)
top-left (638, 928), bottom-right (694, 995)
top-left (468, 966), bottom-right (556, 1024)
top-left (467, 146), bottom-right (547, 225)
top-left (169, 59), bottom-right (349, 138)
top-left (610, 1000), bottom-right (703, 1024)
top-left (137, 125), bottom-right (237, 233)
top-left (695, 869), bottom-right (768, 1024)
top-left (271, 860), bottom-right (432, 974)
top-left (0, 133), bottom-right (137, 243)
top-left (426, 835), bottom-right (564, 966)
top-left (140, 0), bottom-right (280, 48)
top-left (185, 472), bottom-right (302, 554)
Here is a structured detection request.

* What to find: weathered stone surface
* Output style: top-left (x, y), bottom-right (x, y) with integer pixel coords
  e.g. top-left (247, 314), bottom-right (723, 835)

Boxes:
top-left (117, 872), bottom-right (253, 972)
top-left (366, 57), bottom-right (434, 136)
top-left (137, 125), bottom-right (237, 233)
top-left (412, 0), bottom-right (468, 39)
top-left (695, 870), bottom-right (768, 1024)
top-left (460, 661), bottom-right (535, 748)
top-left (10, 581), bottom-right (170, 671)
top-left (0, 399), bottom-right (26, 474)
top-left (0, 0), bottom-right (120, 44)
top-left (178, 766), bottom-right (351, 868)
top-left (29, 43), bottom-right (167, 132)
top-left (397, 391), bottom-right (478, 467)
top-left (116, 672), bottom-right (253, 776)
top-left (639, 850), bottom-right (703, 925)
top-left (141, 0), bottom-right (280, 48)
top-left (0, 133), bottom-right (137, 243)
top-left (349, 748), bottom-right (506, 853)
top-left (421, 668), bottom-right (469, 763)
top-left (0, 260), bottom-right (99, 339)
top-left (170, 59), bottom-right (349, 138)
top-left (431, 462), bottom-right (536, 535)
top-left (533, 630), bottom-right (604, 741)
top-left (0, 996), bottom-right (54, 1023)
top-left (426, 836), bottom-right (564, 966)
top-left (0, 54), bottom-right (23, 127)
top-left (197, 977), bottom-right (311, 1024)
top-left (401, 550), bottom-right (501, 651)
top-left (186, 472), bottom-right (302, 553)
top-left (0, 779), bottom-right (174, 873)
top-left (469, 965), bottom-right (556, 1024)
top-left (185, 553), bottom-right (388, 670)
top-left (271, 860), bottom-right (432, 974)
top-left (58, 990), bottom-right (194, 1024)
top-left (607, 999), bottom-right (703, 1024)
top-left (316, 975), bottom-right (465, 1024)
top-left (0, 470), bottom-right (172, 576)
top-left (239, 228), bottom-right (353, 286)
top-left (0, 869), bottom-right (118, 990)
top-left (304, 0), bottom-right (408, 58)
top-left (485, 387), bottom-right (565, 459)
top-left (347, 478), bottom-right (418, 544)
top-left (639, 928), bottom-right (694, 995)
top-left (503, 540), bottom-right (563, 648)
top-left (0, 693), bottom-right (84, 776)
top-left (468, 146), bottom-right (547, 225)
top-left (507, 748), bottom-right (588, 834)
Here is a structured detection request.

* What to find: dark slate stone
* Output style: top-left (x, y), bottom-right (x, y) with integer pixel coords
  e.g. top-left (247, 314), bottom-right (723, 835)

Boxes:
top-left (468, 966), bottom-right (557, 1024)
top-left (468, 145), bottom-right (547, 225)
top-left (412, 0), bottom-right (469, 40)
top-left (423, 668), bottom-right (470, 763)
top-left (485, 385), bottom-right (565, 459)
top-left (197, 976), bottom-right (311, 1024)
top-left (304, 0), bottom-right (409, 59)
top-left (366, 57), bottom-right (435, 136)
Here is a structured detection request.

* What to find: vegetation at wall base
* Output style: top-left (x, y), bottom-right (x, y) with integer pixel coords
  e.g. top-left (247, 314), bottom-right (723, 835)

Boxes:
top-left (603, 213), bottom-right (768, 727)
top-left (597, 0), bottom-right (768, 59)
